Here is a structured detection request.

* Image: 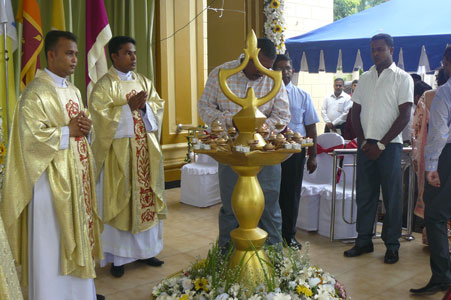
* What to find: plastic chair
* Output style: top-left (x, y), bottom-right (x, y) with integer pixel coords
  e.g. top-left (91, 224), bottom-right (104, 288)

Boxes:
top-left (180, 154), bottom-right (221, 207)
top-left (296, 133), bottom-right (345, 231)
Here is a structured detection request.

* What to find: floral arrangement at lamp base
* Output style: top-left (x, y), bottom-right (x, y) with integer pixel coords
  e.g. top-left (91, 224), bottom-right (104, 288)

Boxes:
top-left (152, 243), bottom-right (349, 300)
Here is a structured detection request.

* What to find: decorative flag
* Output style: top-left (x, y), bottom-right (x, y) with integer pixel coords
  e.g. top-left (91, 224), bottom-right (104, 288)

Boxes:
top-left (0, 0), bottom-right (17, 138)
top-left (51, 0), bottom-right (65, 31)
top-left (86, 0), bottom-right (112, 101)
top-left (16, 0), bottom-right (43, 91)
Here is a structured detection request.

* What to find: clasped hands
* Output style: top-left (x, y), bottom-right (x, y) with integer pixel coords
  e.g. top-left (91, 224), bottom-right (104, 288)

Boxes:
top-left (128, 91), bottom-right (148, 111)
top-left (69, 111), bottom-right (92, 137)
top-left (360, 140), bottom-right (382, 160)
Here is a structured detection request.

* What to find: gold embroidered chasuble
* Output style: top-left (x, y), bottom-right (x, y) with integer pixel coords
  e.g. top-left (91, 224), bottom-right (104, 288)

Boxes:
top-left (0, 215), bottom-right (23, 300)
top-left (0, 70), bottom-right (103, 286)
top-left (90, 67), bottom-right (167, 234)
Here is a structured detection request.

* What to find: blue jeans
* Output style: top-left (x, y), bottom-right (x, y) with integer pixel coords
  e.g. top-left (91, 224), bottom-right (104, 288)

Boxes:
top-left (355, 141), bottom-right (402, 250)
top-left (217, 164), bottom-right (282, 248)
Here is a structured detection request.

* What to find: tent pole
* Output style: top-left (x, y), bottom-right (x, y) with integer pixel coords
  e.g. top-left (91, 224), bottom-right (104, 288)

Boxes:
top-left (2, 23), bottom-right (9, 134)
top-left (15, 22), bottom-right (22, 97)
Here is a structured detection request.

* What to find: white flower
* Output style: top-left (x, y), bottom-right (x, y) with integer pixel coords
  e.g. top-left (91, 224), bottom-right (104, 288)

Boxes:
top-left (215, 293), bottom-right (230, 300)
top-left (167, 277), bottom-right (178, 287)
top-left (266, 292), bottom-right (276, 300)
top-left (182, 278), bottom-right (193, 291)
top-left (274, 288), bottom-right (281, 293)
top-left (308, 277), bottom-right (321, 288)
top-left (318, 284), bottom-right (335, 294)
top-left (248, 295), bottom-right (262, 300)
top-left (229, 283), bottom-right (240, 297)
top-left (255, 284), bottom-right (266, 294)
top-left (323, 274), bottom-right (336, 285)
top-left (156, 293), bottom-right (177, 300)
top-left (314, 291), bottom-right (331, 300)
top-left (288, 281), bottom-right (296, 289)
top-left (272, 293), bottom-right (291, 300)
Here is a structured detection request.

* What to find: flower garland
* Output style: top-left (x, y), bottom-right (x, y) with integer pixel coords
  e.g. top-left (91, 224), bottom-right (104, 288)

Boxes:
top-left (152, 243), bottom-right (349, 300)
top-left (264, 0), bottom-right (287, 54)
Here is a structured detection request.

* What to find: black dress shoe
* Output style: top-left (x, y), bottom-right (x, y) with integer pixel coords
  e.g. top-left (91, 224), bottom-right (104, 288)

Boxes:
top-left (96, 294), bottom-right (105, 300)
top-left (285, 238), bottom-right (302, 250)
top-left (343, 244), bottom-right (374, 257)
top-left (140, 257), bottom-right (164, 267)
top-left (110, 264), bottom-right (125, 277)
top-left (384, 249), bottom-right (399, 264)
top-left (410, 282), bottom-right (450, 295)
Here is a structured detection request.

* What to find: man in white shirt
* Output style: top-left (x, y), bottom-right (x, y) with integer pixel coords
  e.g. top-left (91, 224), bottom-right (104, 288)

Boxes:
top-left (321, 78), bottom-right (352, 135)
top-left (344, 33), bottom-right (413, 264)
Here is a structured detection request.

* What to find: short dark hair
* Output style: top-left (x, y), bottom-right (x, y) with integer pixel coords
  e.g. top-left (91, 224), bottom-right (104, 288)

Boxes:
top-left (334, 78), bottom-right (344, 84)
top-left (413, 81), bottom-right (432, 98)
top-left (410, 73), bottom-right (421, 83)
top-left (273, 54), bottom-right (292, 68)
top-left (436, 67), bottom-right (449, 86)
top-left (44, 30), bottom-right (77, 60)
top-left (108, 36), bottom-right (136, 62)
top-left (257, 38), bottom-right (276, 60)
top-left (371, 33), bottom-right (394, 48)
top-left (352, 79), bottom-right (358, 85)
top-left (443, 46), bottom-right (451, 64)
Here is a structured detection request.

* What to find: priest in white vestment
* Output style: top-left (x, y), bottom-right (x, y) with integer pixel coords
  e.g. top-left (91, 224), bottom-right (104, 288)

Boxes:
top-left (89, 36), bottom-right (167, 277)
top-left (0, 31), bottom-right (103, 300)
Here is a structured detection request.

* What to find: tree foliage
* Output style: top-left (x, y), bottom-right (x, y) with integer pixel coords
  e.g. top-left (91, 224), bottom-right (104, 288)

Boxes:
top-left (334, 0), bottom-right (389, 21)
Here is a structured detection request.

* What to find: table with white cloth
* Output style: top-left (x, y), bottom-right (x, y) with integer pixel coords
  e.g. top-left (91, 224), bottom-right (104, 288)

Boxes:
top-left (180, 154), bottom-right (221, 207)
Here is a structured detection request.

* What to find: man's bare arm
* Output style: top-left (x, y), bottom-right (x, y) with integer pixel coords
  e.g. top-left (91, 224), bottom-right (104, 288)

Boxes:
top-left (380, 102), bottom-right (412, 145)
top-left (351, 103), bottom-right (364, 145)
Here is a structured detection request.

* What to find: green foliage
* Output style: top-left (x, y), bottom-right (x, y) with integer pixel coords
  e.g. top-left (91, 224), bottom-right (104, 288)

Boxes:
top-left (334, 0), bottom-right (389, 21)
top-left (334, 0), bottom-right (360, 21)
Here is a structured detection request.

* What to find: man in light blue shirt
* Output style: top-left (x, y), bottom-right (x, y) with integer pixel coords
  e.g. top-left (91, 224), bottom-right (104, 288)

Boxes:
top-left (411, 46), bottom-right (451, 295)
top-left (273, 54), bottom-right (319, 248)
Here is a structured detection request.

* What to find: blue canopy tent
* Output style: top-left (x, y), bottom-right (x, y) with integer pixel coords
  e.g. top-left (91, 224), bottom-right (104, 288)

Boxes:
top-left (285, 0), bottom-right (451, 73)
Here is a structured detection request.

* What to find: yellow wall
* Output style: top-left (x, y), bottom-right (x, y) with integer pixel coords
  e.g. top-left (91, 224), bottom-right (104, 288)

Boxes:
top-left (156, 0), bottom-right (207, 182)
top-left (156, 0), bottom-right (264, 182)
top-left (207, 0), bottom-right (263, 72)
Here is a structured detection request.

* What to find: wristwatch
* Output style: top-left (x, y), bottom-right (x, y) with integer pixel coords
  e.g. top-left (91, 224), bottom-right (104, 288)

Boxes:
top-left (376, 141), bottom-right (386, 151)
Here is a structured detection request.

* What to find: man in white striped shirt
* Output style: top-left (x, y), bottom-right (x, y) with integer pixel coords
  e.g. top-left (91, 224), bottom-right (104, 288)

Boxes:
top-left (198, 38), bottom-right (290, 249)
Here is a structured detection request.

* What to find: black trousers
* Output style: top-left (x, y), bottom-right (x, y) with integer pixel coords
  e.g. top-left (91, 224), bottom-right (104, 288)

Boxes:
top-left (279, 149), bottom-right (306, 240)
top-left (355, 141), bottom-right (403, 250)
top-left (424, 143), bottom-right (451, 284)
top-left (324, 123), bottom-right (346, 136)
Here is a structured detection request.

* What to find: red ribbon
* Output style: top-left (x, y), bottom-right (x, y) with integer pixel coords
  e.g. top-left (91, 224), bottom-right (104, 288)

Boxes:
top-left (345, 139), bottom-right (358, 149)
top-left (316, 144), bottom-right (345, 155)
top-left (310, 142), bottom-right (357, 183)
